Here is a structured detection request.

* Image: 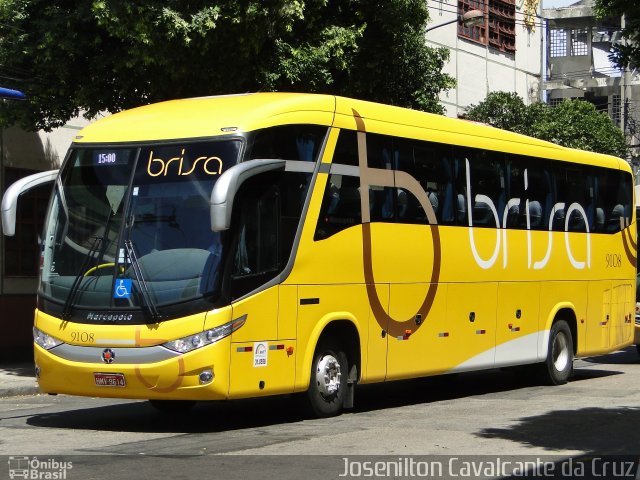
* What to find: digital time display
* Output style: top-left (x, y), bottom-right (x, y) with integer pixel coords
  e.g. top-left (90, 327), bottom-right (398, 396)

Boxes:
top-left (97, 152), bottom-right (116, 164)
top-left (93, 150), bottom-right (128, 166)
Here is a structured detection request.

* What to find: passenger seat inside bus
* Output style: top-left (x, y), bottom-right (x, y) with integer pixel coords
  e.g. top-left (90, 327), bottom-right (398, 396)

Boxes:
top-left (457, 194), bottom-right (466, 224)
top-left (528, 201), bottom-right (542, 228)
top-left (607, 204), bottom-right (625, 232)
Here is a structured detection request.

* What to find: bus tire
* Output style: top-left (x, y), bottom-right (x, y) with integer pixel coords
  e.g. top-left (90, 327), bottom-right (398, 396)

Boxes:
top-left (148, 399), bottom-right (196, 414)
top-left (307, 341), bottom-right (348, 418)
top-left (539, 320), bottom-right (573, 385)
top-left (636, 344), bottom-right (640, 357)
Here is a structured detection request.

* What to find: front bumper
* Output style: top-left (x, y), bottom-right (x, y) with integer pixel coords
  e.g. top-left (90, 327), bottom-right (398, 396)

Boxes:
top-left (34, 338), bottom-right (231, 401)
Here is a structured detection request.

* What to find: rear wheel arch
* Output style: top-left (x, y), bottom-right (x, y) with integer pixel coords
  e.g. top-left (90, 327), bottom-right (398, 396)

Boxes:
top-left (554, 308), bottom-right (578, 355)
top-left (543, 304), bottom-right (578, 355)
top-left (538, 309), bottom-right (577, 385)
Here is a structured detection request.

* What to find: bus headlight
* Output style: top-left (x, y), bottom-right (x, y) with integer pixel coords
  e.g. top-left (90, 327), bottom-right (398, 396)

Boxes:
top-left (163, 315), bottom-right (247, 354)
top-left (33, 327), bottom-right (63, 350)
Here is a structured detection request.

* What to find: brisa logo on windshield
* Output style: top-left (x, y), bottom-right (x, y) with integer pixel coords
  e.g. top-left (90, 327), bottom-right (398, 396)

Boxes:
top-left (146, 148), bottom-right (223, 177)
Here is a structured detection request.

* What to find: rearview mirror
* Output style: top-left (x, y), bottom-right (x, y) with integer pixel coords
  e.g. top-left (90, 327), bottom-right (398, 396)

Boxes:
top-left (210, 159), bottom-right (285, 232)
top-left (2, 169), bottom-right (59, 236)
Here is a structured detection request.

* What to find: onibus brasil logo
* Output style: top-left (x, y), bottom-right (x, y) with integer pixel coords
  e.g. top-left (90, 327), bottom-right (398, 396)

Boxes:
top-left (8, 457), bottom-right (72, 479)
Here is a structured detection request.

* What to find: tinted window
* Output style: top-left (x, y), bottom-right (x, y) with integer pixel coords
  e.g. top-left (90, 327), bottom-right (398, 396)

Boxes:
top-left (246, 125), bottom-right (328, 162)
top-left (314, 128), bottom-right (633, 238)
top-left (395, 138), bottom-right (455, 225)
top-left (315, 130), bottom-right (362, 240)
top-left (505, 157), bottom-right (554, 230)
top-left (230, 169), bottom-right (312, 299)
top-left (554, 164), bottom-right (584, 232)
top-left (596, 169), bottom-right (632, 233)
top-left (461, 148), bottom-right (505, 228)
top-left (315, 174), bottom-right (362, 240)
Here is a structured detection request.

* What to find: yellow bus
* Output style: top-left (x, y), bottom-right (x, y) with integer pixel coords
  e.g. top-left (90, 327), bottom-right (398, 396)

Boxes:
top-left (635, 184), bottom-right (640, 354)
top-left (2, 93), bottom-right (636, 417)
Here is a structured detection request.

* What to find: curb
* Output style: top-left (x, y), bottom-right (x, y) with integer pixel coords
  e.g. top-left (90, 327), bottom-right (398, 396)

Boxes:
top-left (0, 363), bottom-right (39, 398)
top-left (0, 384), bottom-right (40, 398)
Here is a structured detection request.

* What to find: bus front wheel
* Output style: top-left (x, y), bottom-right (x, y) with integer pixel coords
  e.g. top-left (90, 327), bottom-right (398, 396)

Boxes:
top-left (539, 320), bottom-right (573, 385)
top-left (307, 342), bottom-right (348, 418)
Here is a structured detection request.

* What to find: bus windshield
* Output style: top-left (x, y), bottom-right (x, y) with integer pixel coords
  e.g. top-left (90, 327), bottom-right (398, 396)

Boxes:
top-left (40, 140), bottom-right (242, 318)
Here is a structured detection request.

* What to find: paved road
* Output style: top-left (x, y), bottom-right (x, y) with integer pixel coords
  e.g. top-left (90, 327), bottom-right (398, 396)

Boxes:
top-left (1, 347), bottom-right (639, 479)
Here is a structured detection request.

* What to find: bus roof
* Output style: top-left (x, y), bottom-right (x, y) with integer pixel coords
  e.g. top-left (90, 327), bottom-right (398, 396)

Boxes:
top-left (74, 93), bottom-right (336, 144)
top-left (73, 92), bottom-right (629, 173)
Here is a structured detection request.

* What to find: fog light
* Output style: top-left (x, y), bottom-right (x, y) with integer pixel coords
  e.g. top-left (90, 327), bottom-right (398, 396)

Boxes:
top-left (34, 365), bottom-right (41, 379)
top-left (199, 369), bottom-right (214, 385)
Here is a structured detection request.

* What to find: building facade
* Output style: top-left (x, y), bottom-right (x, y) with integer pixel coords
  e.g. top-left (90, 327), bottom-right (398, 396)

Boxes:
top-left (543, 0), bottom-right (640, 164)
top-left (427, 0), bottom-right (545, 117)
top-left (0, 118), bottom-right (92, 357)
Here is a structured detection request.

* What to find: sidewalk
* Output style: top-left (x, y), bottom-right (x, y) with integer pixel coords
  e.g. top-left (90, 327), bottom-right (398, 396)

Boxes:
top-left (0, 362), bottom-right (39, 397)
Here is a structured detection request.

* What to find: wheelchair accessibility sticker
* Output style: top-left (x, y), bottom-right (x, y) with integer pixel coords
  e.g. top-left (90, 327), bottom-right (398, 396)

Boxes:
top-left (114, 278), bottom-right (132, 299)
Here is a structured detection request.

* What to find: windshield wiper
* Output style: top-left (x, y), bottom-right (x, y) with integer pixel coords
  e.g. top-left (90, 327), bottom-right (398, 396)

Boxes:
top-left (61, 235), bottom-right (103, 320)
top-left (123, 240), bottom-right (161, 322)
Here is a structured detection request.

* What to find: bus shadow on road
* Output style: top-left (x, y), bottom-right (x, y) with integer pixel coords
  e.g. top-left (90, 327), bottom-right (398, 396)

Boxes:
top-left (26, 394), bottom-right (310, 434)
top-left (580, 346), bottom-right (640, 366)
top-left (351, 364), bottom-right (623, 413)
top-left (477, 406), bottom-right (640, 454)
top-left (25, 364), bottom-right (625, 434)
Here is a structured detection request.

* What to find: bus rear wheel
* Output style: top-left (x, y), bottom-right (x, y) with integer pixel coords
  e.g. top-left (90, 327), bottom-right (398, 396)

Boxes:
top-left (307, 342), bottom-right (348, 418)
top-left (539, 320), bottom-right (573, 385)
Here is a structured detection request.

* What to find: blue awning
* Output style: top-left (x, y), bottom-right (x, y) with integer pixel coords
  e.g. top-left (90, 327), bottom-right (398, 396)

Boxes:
top-left (0, 87), bottom-right (25, 99)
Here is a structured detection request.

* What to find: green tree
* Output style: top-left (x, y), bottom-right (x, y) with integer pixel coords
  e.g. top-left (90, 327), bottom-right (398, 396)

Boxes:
top-left (466, 92), bottom-right (628, 158)
top-left (0, 0), bottom-right (454, 131)
top-left (593, 0), bottom-right (640, 70)
top-left (459, 91), bottom-right (529, 133)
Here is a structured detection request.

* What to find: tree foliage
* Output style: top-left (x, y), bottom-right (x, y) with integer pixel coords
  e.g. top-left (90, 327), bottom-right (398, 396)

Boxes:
top-left (593, 0), bottom-right (640, 70)
top-left (466, 91), bottom-right (629, 158)
top-left (0, 0), bottom-right (454, 131)
top-left (459, 91), bottom-right (529, 133)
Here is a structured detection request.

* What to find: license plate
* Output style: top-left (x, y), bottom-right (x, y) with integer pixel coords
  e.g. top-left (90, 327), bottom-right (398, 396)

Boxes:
top-left (94, 372), bottom-right (126, 387)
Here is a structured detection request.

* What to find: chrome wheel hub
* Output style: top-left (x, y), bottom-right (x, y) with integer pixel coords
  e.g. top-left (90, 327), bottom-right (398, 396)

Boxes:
top-left (315, 354), bottom-right (342, 398)
top-left (552, 331), bottom-right (569, 372)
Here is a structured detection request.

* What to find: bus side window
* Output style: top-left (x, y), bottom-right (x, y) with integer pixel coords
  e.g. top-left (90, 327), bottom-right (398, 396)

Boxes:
top-left (314, 130), bottom-right (362, 240)
top-left (246, 125), bottom-right (328, 162)
top-left (520, 161), bottom-right (552, 231)
top-left (230, 184), bottom-right (280, 299)
top-left (332, 129), bottom-right (359, 167)
top-left (451, 157), bottom-right (467, 225)
top-left (314, 174), bottom-right (362, 240)
top-left (463, 149), bottom-right (504, 229)
top-left (557, 165), bottom-right (589, 232)
top-left (394, 138), bottom-right (454, 225)
top-left (366, 133), bottom-right (395, 223)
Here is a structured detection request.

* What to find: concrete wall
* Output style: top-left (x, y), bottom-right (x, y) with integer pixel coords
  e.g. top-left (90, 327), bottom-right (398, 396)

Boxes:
top-left (542, 0), bottom-right (640, 163)
top-left (0, 115), bottom-right (97, 350)
top-left (427, 0), bottom-right (544, 117)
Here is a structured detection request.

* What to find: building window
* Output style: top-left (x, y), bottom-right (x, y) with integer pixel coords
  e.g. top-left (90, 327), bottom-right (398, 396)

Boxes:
top-left (612, 94), bottom-right (621, 126)
top-left (458, 0), bottom-right (516, 53)
top-left (570, 28), bottom-right (589, 56)
top-left (549, 28), bottom-right (567, 57)
top-left (549, 97), bottom-right (580, 107)
top-left (458, 0), bottom-right (488, 44)
top-left (3, 168), bottom-right (50, 276)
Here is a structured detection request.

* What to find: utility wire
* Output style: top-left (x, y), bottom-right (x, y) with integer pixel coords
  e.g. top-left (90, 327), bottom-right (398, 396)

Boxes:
top-left (428, 4), bottom-right (626, 31)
